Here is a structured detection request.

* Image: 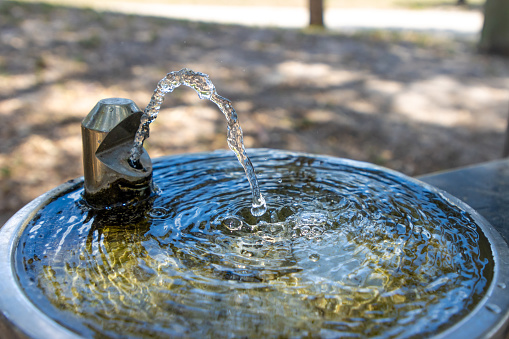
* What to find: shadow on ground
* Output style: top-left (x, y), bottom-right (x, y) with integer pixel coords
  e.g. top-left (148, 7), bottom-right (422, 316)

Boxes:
top-left (1, 1), bottom-right (508, 223)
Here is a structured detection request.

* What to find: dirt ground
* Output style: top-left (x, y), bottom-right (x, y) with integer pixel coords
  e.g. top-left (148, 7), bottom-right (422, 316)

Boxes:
top-left (1, 1), bottom-right (508, 224)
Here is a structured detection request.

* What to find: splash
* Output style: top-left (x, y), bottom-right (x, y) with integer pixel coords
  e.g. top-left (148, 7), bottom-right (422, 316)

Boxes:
top-left (130, 68), bottom-right (266, 216)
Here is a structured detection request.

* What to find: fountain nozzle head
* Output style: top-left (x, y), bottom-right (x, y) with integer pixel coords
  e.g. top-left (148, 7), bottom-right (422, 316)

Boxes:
top-left (82, 98), bottom-right (153, 207)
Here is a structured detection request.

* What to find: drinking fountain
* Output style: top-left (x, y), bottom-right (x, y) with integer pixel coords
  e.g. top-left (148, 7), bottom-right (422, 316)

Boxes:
top-left (1, 70), bottom-right (509, 338)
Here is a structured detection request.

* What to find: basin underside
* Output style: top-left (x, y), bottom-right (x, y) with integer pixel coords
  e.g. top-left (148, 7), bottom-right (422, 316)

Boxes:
top-left (1, 149), bottom-right (509, 339)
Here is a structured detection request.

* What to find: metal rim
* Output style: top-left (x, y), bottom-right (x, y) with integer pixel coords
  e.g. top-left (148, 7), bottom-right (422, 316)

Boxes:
top-left (1, 149), bottom-right (508, 338)
top-left (0, 178), bottom-right (84, 339)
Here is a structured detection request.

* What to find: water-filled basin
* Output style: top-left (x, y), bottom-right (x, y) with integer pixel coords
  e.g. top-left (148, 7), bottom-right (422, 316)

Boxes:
top-left (1, 149), bottom-right (509, 338)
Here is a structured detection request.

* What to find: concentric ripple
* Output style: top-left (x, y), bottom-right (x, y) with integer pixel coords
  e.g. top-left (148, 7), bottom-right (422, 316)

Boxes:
top-left (16, 149), bottom-right (491, 338)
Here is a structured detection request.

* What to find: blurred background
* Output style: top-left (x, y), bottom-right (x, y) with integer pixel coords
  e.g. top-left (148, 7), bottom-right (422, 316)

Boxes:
top-left (1, 0), bottom-right (508, 224)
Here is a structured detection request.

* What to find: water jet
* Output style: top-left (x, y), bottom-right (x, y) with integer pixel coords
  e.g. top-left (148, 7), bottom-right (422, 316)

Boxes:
top-left (1, 70), bottom-right (509, 339)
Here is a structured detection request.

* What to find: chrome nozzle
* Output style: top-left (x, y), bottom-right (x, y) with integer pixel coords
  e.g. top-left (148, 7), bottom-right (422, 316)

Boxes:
top-left (81, 98), bottom-right (152, 207)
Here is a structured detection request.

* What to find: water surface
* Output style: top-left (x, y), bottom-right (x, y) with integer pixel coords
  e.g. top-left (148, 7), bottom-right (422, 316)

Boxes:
top-left (17, 149), bottom-right (491, 338)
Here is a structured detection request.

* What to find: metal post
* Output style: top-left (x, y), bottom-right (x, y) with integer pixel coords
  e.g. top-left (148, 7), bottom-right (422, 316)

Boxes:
top-left (81, 98), bottom-right (153, 207)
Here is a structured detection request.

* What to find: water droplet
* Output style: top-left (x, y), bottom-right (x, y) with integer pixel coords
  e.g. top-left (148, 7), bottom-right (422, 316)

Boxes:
top-left (222, 217), bottom-right (243, 231)
top-left (251, 196), bottom-right (267, 217)
top-left (309, 253), bottom-right (320, 262)
top-left (148, 207), bottom-right (170, 219)
top-left (486, 304), bottom-right (502, 314)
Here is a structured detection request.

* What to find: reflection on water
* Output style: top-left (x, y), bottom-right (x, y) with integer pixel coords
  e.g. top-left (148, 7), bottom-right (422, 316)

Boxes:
top-left (17, 150), bottom-right (490, 338)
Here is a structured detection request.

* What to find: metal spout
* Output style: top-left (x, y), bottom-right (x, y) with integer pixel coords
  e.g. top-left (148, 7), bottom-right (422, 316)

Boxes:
top-left (82, 98), bottom-right (153, 207)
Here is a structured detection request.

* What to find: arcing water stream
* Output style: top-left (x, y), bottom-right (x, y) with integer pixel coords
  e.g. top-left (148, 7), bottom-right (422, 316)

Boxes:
top-left (130, 68), bottom-right (266, 216)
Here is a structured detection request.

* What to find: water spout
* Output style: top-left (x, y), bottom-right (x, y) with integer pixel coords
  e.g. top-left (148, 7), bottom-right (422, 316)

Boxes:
top-left (82, 98), bottom-right (153, 207)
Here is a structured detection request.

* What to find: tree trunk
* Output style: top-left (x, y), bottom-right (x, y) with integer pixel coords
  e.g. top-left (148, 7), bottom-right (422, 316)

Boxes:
top-left (479, 0), bottom-right (509, 56)
top-left (457, 0), bottom-right (466, 5)
top-left (503, 105), bottom-right (509, 157)
top-left (309, 0), bottom-right (324, 27)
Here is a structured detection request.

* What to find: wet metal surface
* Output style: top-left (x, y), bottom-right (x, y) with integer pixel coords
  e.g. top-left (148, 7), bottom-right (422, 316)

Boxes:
top-left (420, 158), bottom-right (509, 245)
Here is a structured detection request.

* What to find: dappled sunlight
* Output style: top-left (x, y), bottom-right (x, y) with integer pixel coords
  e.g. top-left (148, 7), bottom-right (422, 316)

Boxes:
top-left (392, 76), bottom-right (508, 129)
top-left (271, 60), bottom-right (508, 130)
top-left (272, 61), bottom-right (364, 88)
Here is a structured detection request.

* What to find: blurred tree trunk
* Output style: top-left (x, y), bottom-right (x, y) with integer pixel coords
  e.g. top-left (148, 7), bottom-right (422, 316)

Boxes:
top-left (479, 0), bottom-right (509, 56)
top-left (309, 0), bottom-right (324, 27)
top-left (457, 0), bottom-right (466, 5)
top-left (503, 105), bottom-right (509, 157)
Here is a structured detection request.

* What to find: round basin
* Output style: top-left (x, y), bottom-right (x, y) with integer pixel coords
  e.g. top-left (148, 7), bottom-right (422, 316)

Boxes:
top-left (1, 149), bottom-right (509, 338)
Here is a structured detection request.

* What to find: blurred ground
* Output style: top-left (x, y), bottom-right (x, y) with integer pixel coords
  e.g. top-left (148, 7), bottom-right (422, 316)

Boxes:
top-left (1, 1), bottom-right (508, 224)
top-left (36, 0), bottom-right (484, 36)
